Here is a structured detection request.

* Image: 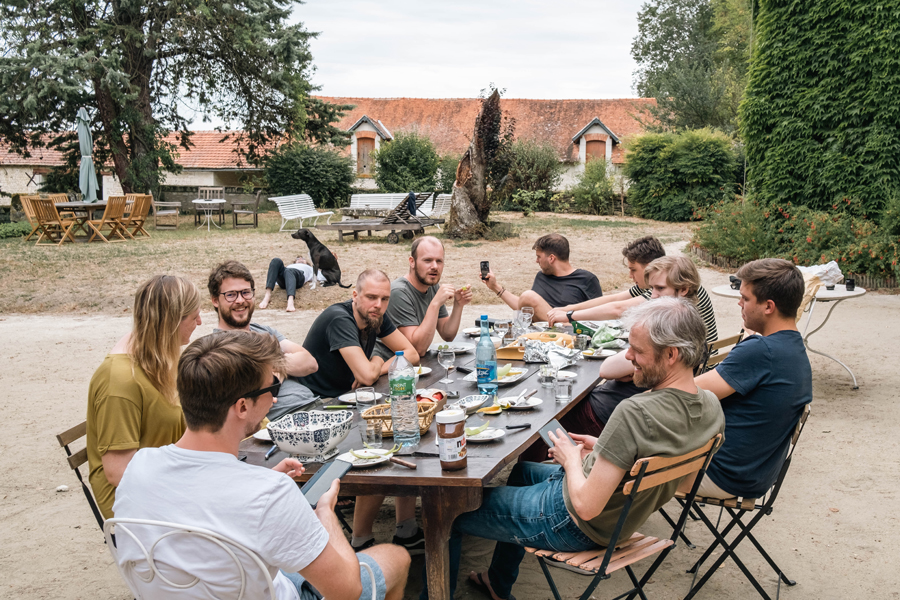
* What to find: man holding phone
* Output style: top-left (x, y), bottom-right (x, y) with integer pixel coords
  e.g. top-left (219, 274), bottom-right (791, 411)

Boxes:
top-left (421, 299), bottom-right (724, 600)
top-left (113, 331), bottom-right (410, 600)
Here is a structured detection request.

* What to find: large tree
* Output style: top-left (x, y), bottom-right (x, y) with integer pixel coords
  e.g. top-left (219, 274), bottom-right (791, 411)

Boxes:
top-left (0, 0), bottom-right (349, 194)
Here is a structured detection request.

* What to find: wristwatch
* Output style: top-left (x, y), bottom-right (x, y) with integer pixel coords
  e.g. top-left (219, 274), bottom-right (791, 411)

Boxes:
top-left (566, 310), bottom-right (575, 323)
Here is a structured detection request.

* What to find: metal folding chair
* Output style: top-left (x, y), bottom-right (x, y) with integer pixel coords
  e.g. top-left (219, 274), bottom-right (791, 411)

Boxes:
top-left (56, 421), bottom-right (106, 533)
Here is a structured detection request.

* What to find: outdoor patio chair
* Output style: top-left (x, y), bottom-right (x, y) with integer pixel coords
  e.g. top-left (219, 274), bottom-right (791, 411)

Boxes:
top-left (56, 421), bottom-right (105, 533)
top-left (677, 404), bottom-right (811, 600)
top-left (120, 194), bottom-right (152, 239)
top-left (696, 330), bottom-right (745, 375)
top-left (32, 197), bottom-right (78, 246)
top-left (232, 189), bottom-right (262, 229)
top-left (48, 193), bottom-right (75, 219)
top-left (87, 195), bottom-right (128, 243)
top-left (104, 518), bottom-right (377, 600)
top-left (152, 194), bottom-right (181, 229)
top-left (525, 434), bottom-right (723, 600)
top-left (19, 195), bottom-right (42, 241)
top-left (195, 186), bottom-right (226, 226)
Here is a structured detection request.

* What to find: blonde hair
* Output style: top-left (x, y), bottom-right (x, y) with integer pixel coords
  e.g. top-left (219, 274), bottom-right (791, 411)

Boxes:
top-left (128, 275), bottom-right (201, 403)
top-left (644, 256), bottom-right (701, 299)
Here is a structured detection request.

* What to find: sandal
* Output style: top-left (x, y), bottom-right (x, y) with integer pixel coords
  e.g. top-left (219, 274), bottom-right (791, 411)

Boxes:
top-left (468, 572), bottom-right (516, 600)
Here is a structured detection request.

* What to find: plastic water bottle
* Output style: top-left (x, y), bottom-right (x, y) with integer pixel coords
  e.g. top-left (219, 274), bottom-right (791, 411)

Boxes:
top-left (388, 351), bottom-right (420, 453)
top-left (476, 315), bottom-right (498, 385)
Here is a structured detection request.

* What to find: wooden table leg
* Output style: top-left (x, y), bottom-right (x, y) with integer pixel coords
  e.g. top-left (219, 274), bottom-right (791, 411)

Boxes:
top-left (420, 486), bottom-right (483, 600)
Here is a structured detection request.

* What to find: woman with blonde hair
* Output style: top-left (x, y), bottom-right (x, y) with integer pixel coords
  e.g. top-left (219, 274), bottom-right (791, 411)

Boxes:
top-left (87, 275), bottom-right (202, 519)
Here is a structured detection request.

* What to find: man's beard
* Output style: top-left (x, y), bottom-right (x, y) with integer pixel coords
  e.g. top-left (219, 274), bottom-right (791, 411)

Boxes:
top-left (355, 303), bottom-right (383, 331)
top-left (414, 264), bottom-right (440, 287)
top-left (221, 300), bottom-right (254, 329)
top-left (633, 359), bottom-right (666, 389)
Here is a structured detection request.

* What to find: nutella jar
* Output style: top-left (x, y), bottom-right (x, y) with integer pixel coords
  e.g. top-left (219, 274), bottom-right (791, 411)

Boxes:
top-left (436, 409), bottom-right (467, 470)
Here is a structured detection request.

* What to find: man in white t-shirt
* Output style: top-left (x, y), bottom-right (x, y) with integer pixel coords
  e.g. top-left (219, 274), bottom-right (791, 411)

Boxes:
top-left (113, 331), bottom-right (410, 600)
top-left (260, 256), bottom-right (326, 312)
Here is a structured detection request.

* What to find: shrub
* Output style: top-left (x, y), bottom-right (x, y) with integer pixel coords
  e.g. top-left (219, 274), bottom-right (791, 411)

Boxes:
top-left (624, 128), bottom-right (738, 222)
top-left (504, 140), bottom-right (563, 194)
top-left (571, 159), bottom-right (617, 215)
top-left (510, 190), bottom-right (548, 217)
top-left (264, 144), bottom-right (354, 208)
top-left (0, 221), bottom-right (33, 239)
top-left (435, 154), bottom-right (459, 194)
top-left (372, 131), bottom-right (440, 193)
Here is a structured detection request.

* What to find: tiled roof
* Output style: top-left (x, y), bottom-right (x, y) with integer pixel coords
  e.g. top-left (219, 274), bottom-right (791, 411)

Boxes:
top-left (317, 96), bottom-right (655, 163)
top-left (0, 137), bottom-right (67, 167)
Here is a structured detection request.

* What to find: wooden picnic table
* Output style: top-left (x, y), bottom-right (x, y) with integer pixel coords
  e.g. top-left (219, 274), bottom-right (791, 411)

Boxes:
top-left (240, 331), bottom-right (606, 600)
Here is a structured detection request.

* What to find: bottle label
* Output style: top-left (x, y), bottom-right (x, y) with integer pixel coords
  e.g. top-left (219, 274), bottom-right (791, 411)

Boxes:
top-left (438, 435), bottom-right (467, 462)
top-left (389, 375), bottom-right (414, 396)
top-left (476, 363), bottom-right (497, 383)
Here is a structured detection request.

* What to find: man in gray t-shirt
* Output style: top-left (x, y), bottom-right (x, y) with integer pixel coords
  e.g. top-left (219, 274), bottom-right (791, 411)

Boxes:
top-left (374, 236), bottom-right (472, 361)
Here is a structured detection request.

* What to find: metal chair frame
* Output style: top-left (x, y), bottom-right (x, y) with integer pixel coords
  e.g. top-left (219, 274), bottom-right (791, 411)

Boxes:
top-left (56, 421), bottom-right (106, 532)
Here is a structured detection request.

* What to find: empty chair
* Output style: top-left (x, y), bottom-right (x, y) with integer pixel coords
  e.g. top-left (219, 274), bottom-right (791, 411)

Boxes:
top-left (87, 195), bottom-right (128, 242)
top-left (32, 197), bottom-right (78, 246)
top-left (196, 186), bottom-right (226, 226)
top-left (232, 190), bottom-right (262, 229)
top-left (120, 194), bottom-right (152, 239)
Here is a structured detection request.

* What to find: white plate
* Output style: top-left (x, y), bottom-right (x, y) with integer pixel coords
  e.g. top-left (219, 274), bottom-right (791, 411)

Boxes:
top-left (532, 321), bottom-right (548, 329)
top-left (501, 396), bottom-right (543, 410)
top-left (556, 370), bottom-right (577, 380)
top-left (430, 342), bottom-right (475, 354)
top-left (582, 348), bottom-right (618, 359)
top-left (467, 428), bottom-right (506, 442)
top-left (337, 391), bottom-right (384, 404)
top-left (462, 327), bottom-right (482, 337)
top-left (336, 449), bottom-right (392, 468)
top-left (252, 429), bottom-right (271, 441)
top-left (463, 368), bottom-right (528, 385)
top-left (414, 366), bottom-right (432, 376)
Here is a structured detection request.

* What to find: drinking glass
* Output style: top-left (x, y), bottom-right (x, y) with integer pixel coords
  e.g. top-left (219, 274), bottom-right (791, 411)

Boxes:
top-left (355, 386), bottom-right (377, 408)
top-left (554, 378), bottom-right (573, 403)
top-left (575, 335), bottom-right (592, 351)
top-left (494, 319), bottom-right (512, 344)
top-left (519, 306), bottom-right (534, 328)
top-left (360, 421), bottom-right (383, 449)
top-left (438, 350), bottom-right (456, 385)
top-left (539, 364), bottom-right (558, 388)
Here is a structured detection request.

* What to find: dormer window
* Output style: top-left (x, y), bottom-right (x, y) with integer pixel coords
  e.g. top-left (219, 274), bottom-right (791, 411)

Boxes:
top-left (348, 115), bottom-right (392, 178)
top-left (572, 118), bottom-right (620, 164)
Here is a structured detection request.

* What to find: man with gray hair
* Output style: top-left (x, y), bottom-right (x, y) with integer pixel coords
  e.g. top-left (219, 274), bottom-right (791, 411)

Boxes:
top-left (424, 298), bottom-right (726, 600)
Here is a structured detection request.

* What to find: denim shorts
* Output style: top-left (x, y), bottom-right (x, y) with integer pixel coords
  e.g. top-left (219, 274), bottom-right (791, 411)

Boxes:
top-left (281, 552), bottom-right (386, 600)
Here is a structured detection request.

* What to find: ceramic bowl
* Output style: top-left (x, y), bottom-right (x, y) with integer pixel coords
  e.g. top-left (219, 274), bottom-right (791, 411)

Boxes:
top-left (267, 410), bottom-right (353, 462)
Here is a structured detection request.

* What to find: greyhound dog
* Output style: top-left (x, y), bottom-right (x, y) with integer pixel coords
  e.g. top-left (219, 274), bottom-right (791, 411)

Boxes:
top-left (290, 228), bottom-right (351, 288)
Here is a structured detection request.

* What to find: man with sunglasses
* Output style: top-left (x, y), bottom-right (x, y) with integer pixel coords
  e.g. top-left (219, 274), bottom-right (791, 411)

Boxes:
top-left (209, 260), bottom-right (318, 419)
top-left (112, 331), bottom-right (411, 600)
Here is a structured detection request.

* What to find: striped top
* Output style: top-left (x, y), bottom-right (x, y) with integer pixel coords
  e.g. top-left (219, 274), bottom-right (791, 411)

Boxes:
top-left (627, 284), bottom-right (718, 346)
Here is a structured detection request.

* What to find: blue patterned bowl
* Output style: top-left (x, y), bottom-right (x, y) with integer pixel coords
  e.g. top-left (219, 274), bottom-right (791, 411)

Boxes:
top-left (267, 410), bottom-right (353, 462)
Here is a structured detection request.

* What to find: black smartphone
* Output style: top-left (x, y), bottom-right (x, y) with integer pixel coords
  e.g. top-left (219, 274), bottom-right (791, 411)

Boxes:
top-left (539, 419), bottom-right (576, 448)
top-left (480, 260), bottom-right (490, 281)
top-left (456, 366), bottom-right (474, 374)
top-left (301, 459), bottom-right (352, 509)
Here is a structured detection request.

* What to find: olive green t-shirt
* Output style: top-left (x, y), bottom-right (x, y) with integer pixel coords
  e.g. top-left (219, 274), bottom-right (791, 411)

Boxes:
top-left (87, 354), bottom-right (186, 519)
top-left (562, 387), bottom-right (725, 546)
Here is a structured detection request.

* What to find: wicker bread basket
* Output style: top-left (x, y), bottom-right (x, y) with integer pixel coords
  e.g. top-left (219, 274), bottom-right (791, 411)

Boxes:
top-left (361, 401), bottom-right (440, 437)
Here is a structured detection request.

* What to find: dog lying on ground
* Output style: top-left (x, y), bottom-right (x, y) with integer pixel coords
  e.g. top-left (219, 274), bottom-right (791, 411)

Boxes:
top-left (291, 228), bottom-right (351, 288)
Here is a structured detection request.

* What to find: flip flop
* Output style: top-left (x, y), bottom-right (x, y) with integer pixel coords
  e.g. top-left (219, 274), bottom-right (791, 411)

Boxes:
top-left (468, 572), bottom-right (516, 600)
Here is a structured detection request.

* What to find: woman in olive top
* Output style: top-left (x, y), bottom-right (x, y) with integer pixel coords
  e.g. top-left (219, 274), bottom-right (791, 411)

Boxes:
top-left (87, 275), bottom-right (202, 519)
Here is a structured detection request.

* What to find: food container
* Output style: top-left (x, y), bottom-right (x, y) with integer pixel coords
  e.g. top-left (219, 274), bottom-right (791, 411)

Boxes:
top-left (436, 409), bottom-right (467, 470)
top-left (267, 410), bottom-right (353, 462)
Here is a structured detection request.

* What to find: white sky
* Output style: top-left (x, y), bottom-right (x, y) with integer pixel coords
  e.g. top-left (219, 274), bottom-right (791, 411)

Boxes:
top-left (295, 0), bottom-right (641, 99)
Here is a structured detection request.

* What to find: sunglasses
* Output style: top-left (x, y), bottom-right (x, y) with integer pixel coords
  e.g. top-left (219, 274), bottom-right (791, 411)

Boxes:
top-left (236, 375), bottom-right (281, 403)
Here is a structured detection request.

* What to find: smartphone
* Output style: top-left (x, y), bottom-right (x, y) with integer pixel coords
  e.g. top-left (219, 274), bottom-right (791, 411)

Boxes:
top-left (539, 419), bottom-right (576, 448)
top-left (456, 366), bottom-right (474, 374)
top-left (300, 459), bottom-right (352, 509)
top-left (480, 261), bottom-right (490, 281)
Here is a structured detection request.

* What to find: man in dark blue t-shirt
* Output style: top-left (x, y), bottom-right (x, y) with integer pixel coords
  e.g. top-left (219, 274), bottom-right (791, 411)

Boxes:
top-left (695, 258), bottom-right (812, 498)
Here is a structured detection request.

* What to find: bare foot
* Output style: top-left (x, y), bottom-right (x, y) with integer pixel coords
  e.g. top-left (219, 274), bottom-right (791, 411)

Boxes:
top-left (469, 571), bottom-right (505, 600)
top-left (286, 298), bottom-right (295, 313)
top-left (259, 292), bottom-right (272, 309)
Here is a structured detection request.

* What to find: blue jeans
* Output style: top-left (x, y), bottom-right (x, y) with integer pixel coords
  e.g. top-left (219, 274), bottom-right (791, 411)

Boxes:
top-left (282, 552), bottom-right (386, 600)
top-left (421, 462), bottom-right (596, 600)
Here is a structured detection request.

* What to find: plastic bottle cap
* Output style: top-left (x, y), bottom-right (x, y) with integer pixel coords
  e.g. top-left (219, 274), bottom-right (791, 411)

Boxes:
top-left (436, 409), bottom-right (466, 424)
top-left (395, 351), bottom-right (404, 356)
top-left (481, 315), bottom-right (488, 320)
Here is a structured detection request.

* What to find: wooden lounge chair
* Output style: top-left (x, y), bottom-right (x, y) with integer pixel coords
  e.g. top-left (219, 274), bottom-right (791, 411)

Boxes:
top-left (232, 190), bottom-right (262, 229)
top-left (87, 195), bottom-right (128, 242)
top-left (316, 192), bottom-right (439, 243)
top-left (32, 197), bottom-right (78, 246)
top-left (120, 194), bottom-right (152, 239)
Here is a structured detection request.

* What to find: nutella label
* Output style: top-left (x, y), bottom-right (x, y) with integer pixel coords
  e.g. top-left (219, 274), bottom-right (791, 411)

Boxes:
top-left (438, 434), bottom-right (467, 462)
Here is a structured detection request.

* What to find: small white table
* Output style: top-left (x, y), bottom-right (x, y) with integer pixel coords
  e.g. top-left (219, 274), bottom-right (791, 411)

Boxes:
top-left (192, 199), bottom-right (225, 231)
top-left (711, 283), bottom-right (866, 388)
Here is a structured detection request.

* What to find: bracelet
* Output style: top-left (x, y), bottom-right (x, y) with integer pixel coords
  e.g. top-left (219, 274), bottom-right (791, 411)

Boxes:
top-left (496, 287), bottom-right (506, 297)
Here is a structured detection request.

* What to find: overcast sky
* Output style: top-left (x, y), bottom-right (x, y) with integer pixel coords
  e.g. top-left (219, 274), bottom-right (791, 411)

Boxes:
top-left (295, 0), bottom-right (641, 99)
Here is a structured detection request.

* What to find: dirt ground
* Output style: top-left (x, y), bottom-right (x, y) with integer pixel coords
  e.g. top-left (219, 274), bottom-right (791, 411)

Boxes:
top-left (1, 219), bottom-right (898, 600)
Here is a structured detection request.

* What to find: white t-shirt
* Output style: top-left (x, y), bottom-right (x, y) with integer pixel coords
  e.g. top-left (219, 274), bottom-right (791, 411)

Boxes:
top-left (113, 445), bottom-right (328, 600)
top-left (286, 262), bottom-right (326, 283)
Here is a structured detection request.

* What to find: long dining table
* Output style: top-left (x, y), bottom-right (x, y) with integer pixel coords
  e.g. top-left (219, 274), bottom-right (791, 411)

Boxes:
top-left (240, 334), bottom-right (608, 600)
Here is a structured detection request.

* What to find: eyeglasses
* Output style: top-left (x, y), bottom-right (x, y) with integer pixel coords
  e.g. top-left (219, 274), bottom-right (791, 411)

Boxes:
top-left (219, 288), bottom-right (255, 302)
top-left (236, 376), bottom-right (281, 404)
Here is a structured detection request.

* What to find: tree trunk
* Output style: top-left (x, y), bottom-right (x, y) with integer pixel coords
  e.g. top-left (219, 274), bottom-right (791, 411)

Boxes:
top-left (445, 89), bottom-right (501, 238)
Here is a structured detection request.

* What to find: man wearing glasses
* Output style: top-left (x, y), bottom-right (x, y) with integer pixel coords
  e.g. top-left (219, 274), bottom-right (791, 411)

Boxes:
top-left (208, 260), bottom-right (319, 419)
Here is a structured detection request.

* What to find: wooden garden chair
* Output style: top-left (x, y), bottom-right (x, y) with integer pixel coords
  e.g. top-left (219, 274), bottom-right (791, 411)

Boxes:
top-left (696, 330), bottom-right (745, 375)
top-left (526, 434), bottom-right (723, 600)
top-left (87, 195), bottom-right (128, 243)
top-left (56, 421), bottom-right (105, 533)
top-left (32, 197), bottom-right (78, 246)
top-left (48, 193), bottom-right (75, 219)
top-left (19, 194), bottom-right (42, 241)
top-left (152, 194), bottom-right (181, 229)
top-left (232, 189), bottom-right (262, 228)
top-left (120, 193), bottom-right (152, 239)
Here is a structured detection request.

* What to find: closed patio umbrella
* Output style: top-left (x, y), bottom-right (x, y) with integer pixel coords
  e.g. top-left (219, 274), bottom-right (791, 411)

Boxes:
top-left (76, 107), bottom-right (99, 203)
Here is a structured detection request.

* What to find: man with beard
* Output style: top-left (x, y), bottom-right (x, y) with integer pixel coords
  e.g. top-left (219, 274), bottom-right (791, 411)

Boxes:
top-left (374, 236), bottom-right (472, 361)
top-left (298, 269), bottom-right (418, 400)
top-left (209, 260), bottom-right (319, 419)
top-left (352, 237), bottom-right (472, 556)
top-left (421, 298), bottom-right (725, 600)
top-left (482, 233), bottom-right (602, 322)
top-left (112, 331), bottom-right (411, 600)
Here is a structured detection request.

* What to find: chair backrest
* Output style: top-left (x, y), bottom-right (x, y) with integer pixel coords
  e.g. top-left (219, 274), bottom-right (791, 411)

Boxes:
top-left (101, 195), bottom-right (127, 220)
top-left (198, 186), bottom-right (225, 200)
top-left (104, 518), bottom-right (277, 600)
top-left (382, 192), bottom-right (431, 223)
top-left (765, 404), bottom-right (811, 506)
top-left (20, 195), bottom-right (40, 223)
top-left (32, 197), bottom-right (64, 223)
top-left (348, 193), bottom-right (406, 210)
top-left (56, 421), bottom-right (106, 531)
top-left (697, 330), bottom-right (745, 374)
top-left (270, 194), bottom-right (317, 218)
top-left (48, 193), bottom-right (70, 203)
top-left (430, 193), bottom-right (452, 217)
top-left (129, 194), bottom-right (152, 220)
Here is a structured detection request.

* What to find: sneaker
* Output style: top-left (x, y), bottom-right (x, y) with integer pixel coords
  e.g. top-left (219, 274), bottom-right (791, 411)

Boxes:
top-left (351, 537), bottom-right (376, 552)
top-left (392, 528), bottom-right (425, 555)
